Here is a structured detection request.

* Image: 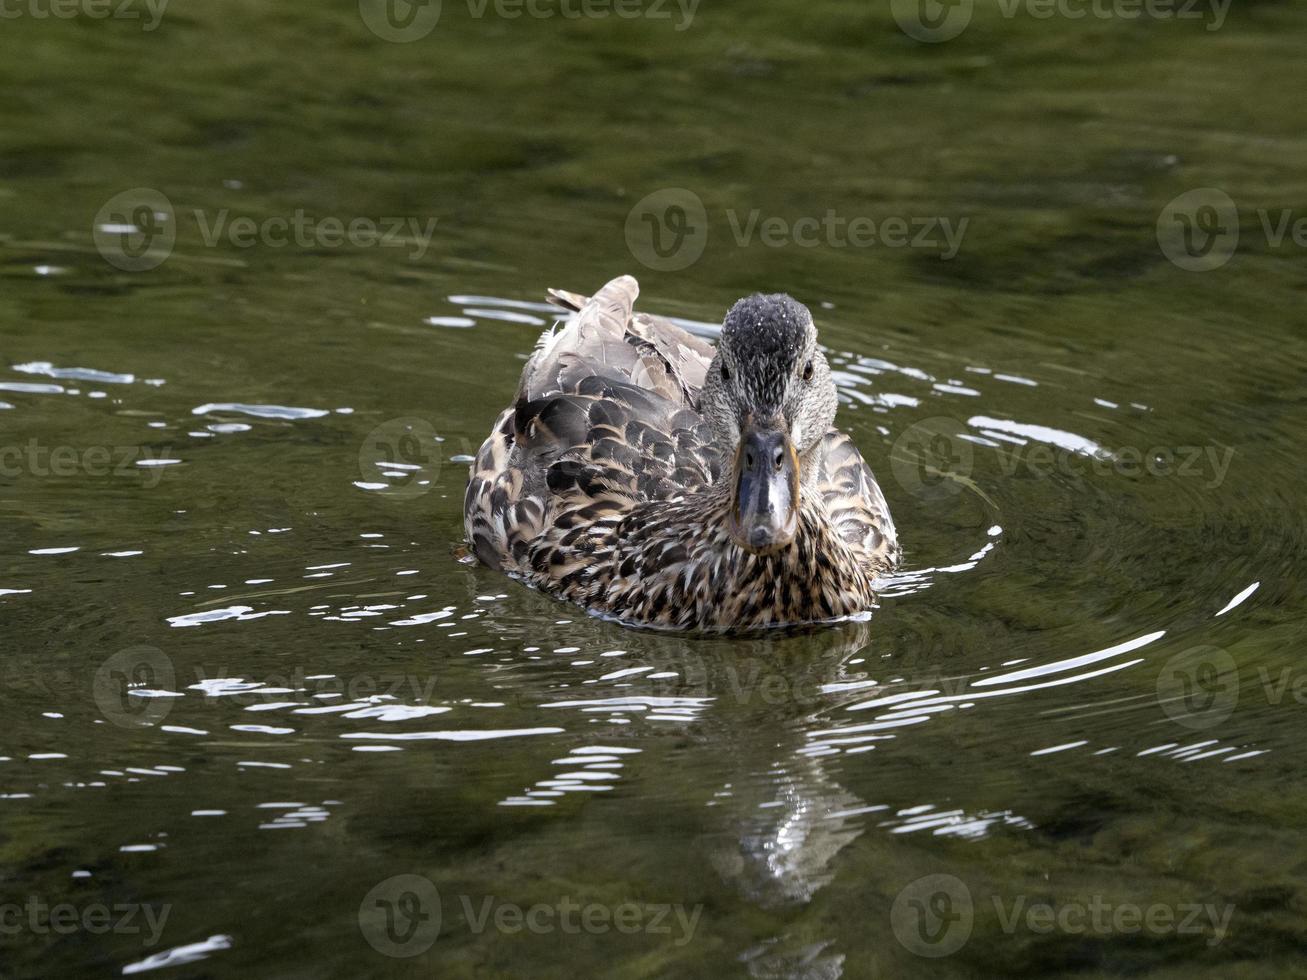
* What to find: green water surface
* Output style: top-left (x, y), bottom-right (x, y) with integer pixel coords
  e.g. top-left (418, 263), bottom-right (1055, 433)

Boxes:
top-left (1, 1), bottom-right (1306, 977)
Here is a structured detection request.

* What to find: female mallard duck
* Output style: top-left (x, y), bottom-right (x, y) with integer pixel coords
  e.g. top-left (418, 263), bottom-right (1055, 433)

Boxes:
top-left (464, 275), bottom-right (899, 631)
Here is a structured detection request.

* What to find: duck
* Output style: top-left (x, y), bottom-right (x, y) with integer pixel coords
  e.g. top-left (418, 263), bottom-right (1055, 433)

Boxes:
top-left (463, 275), bottom-right (899, 631)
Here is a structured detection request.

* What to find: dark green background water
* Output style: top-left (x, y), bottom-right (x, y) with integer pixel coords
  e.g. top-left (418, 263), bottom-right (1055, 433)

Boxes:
top-left (2, 1), bottom-right (1305, 976)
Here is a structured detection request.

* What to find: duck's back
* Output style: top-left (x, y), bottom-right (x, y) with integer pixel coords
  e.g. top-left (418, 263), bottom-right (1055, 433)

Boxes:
top-left (464, 275), bottom-right (721, 573)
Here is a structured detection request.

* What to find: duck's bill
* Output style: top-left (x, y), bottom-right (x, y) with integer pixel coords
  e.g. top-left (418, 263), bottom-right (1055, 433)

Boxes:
top-left (728, 423), bottom-right (800, 554)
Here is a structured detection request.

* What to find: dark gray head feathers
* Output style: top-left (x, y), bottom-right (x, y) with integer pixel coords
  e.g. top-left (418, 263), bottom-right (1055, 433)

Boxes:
top-left (721, 294), bottom-right (813, 361)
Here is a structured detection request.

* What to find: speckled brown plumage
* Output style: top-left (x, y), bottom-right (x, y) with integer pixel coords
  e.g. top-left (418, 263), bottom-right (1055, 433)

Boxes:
top-left (464, 275), bottom-right (899, 631)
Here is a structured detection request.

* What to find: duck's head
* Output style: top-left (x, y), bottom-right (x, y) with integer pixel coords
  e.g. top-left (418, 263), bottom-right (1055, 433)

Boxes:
top-left (700, 293), bottom-right (838, 555)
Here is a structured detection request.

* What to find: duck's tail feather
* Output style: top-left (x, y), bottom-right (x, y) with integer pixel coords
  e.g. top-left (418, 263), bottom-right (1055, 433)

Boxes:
top-left (545, 287), bottom-right (587, 314)
top-left (525, 276), bottom-right (643, 400)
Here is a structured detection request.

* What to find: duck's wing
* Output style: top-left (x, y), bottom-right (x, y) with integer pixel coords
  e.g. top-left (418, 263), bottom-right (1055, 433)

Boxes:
top-left (528, 275), bottom-right (719, 497)
top-left (816, 429), bottom-right (900, 573)
top-left (545, 276), bottom-right (715, 406)
top-left (465, 276), bottom-right (720, 573)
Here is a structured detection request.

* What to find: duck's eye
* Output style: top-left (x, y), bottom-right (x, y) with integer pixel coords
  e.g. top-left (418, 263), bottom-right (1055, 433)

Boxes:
top-left (802, 361), bottom-right (814, 382)
top-left (720, 364), bottom-right (730, 382)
